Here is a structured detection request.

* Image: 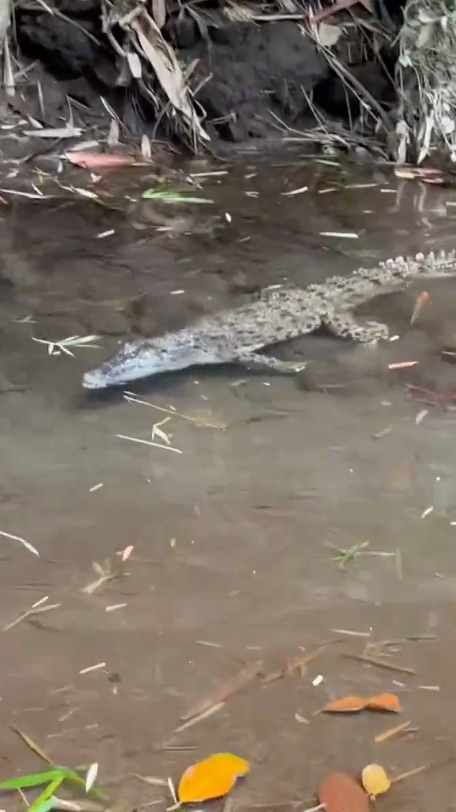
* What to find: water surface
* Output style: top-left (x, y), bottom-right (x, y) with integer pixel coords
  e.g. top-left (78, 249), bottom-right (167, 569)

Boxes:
top-left (1, 152), bottom-right (456, 809)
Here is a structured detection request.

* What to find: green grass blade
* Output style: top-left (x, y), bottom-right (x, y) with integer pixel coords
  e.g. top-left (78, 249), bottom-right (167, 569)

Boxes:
top-left (62, 767), bottom-right (107, 800)
top-left (141, 188), bottom-right (213, 204)
top-left (27, 800), bottom-right (55, 812)
top-left (0, 769), bottom-right (63, 789)
top-left (28, 775), bottom-right (64, 812)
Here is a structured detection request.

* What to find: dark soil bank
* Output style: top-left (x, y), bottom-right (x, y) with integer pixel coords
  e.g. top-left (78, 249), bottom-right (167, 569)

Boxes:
top-left (11, 0), bottom-right (406, 150)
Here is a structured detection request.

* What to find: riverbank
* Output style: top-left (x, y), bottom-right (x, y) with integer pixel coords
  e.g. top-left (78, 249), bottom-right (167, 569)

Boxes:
top-left (4, 0), bottom-right (407, 160)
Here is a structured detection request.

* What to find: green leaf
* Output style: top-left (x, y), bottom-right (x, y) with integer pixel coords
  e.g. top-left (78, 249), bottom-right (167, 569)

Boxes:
top-left (64, 767), bottom-right (107, 800)
top-left (0, 769), bottom-right (64, 789)
top-left (28, 776), bottom-right (64, 812)
top-left (27, 800), bottom-right (55, 812)
top-left (141, 188), bottom-right (213, 204)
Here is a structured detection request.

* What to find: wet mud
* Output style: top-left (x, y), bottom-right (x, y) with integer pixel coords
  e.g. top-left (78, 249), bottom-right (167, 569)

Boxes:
top-left (2, 156), bottom-right (456, 810)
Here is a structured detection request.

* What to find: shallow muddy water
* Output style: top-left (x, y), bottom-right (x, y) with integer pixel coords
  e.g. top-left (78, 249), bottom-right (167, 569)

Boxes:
top-left (2, 152), bottom-right (456, 810)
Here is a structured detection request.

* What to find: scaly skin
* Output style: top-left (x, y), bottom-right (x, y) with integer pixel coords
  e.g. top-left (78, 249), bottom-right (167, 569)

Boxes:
top-left (82, 250), bottom-right (456, 390)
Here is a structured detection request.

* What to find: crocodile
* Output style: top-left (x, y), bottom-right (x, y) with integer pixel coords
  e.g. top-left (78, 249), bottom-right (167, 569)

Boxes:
top-left (82, 249), bottom-right (456, 390)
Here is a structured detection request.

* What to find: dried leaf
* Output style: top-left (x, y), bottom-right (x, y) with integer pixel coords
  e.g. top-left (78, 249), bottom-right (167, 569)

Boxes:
top-left (322, 695), bottom-right (367, 713)
top-left (388, 361), bottom-right (419, 370)
top-left (317, 22), bottom-right (342, 47)
top-left (309, 0), bottom-right (371, 24)
top-left (410, 291), bottom-right (430, 325)
top-left (177, 753), bottom-right (249, 803)
top-left (366, 693), bottom-right (401, 713)
top-left (65, 151), bottom-right (136, 169)
top-left (361, 764), bottom-right (391, 797)
top-left (318, 771), bottom-right (369, 812)
top-left (130, 11), bottom-right (209, 142)
top-left (152, 0), bottom-right (166, 28)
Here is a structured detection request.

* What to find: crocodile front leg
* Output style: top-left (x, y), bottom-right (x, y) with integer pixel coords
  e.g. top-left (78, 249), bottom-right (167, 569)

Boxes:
top-left (323, 307), bottom-right (390, 345)
top-left (234, 350), bottom-right (306, 373)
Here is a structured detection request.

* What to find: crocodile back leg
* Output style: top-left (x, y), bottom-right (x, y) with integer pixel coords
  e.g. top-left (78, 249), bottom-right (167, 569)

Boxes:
top-left (323, 306), bottom-right (390, 345)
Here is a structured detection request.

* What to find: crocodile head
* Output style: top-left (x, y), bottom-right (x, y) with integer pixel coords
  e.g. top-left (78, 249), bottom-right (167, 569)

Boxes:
top-left (82, 335), bottom-right (222, 390)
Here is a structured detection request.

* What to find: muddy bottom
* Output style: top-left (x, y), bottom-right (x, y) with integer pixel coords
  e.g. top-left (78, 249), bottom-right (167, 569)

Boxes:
top-left (2, 154), bottom-right (456, 811)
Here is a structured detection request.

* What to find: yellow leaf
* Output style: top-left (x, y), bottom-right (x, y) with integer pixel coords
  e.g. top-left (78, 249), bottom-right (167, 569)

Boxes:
top-left (361, 764), bottom-right (391, 798)
top-left (177, 753), bottom-right (250, 803)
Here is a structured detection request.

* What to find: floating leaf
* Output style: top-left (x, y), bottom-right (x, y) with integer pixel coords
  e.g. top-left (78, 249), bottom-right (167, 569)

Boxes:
top-left (177, 753), bottom-right (249, 803)
top-left (361, 764), bottom-right (391, 797)
top-left (323, 692), bottom-right (400, 714)
top-left (85, 762), bottom-right (99, 793)
top-left (141, 188), bottom-right (213, 205)
top-left (0, 769), bottom-right (64, 790)
top-left (322, 695), bottom-right (367, 713)
top-left (410, 291), bottom-right (430, 325)
top-left (28, 775), bottom-right (64, 812)
top-left (366, 693), bottom-right (401, 713)
top-left (65, 151), bottom-right (136, 169)
top-left (318, 771), bottom-right (370, 812)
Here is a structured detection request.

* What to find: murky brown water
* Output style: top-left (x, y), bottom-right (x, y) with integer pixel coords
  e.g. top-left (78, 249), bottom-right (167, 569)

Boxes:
top-left (2, 152), bottom-right (456, 811)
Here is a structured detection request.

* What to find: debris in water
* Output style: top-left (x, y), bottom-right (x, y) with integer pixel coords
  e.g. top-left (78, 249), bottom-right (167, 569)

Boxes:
top-left (79, 662), bottom-right (106, 675)
top-left (410, 291), bottom-right (430, 325)
top-left (324, 540), bottom-right (369, 569)
top-left (123, 392), bottom-right (227, 430)
top-left (0, 529), bottom-right (39, 557)
top-left (171, 702), bottom-right (225, 739)
top-left (317, 771), bottom-right (369, 812)
top-left (116, 433), bottom-right (183, 454)
top-left (105, 603), bottom-right (128, 612)
top-left (181, 660), bottom-right (262, 722)
top-left (322, 693), bottom-right (400, 714)
top-left (388, 361), bottom-right (419, 369)
top-left (32, 334), bottom-right (100, 357)
top-left (415, 409), bottom-right (428, 425)
top-left (82, 553), bottom-right (130, 595)
top-left (282, 185), bottom-right (308, 196)
top-left (151, 416), bottom-right (173, 445)
top-left (361, 764), bottom-right (391, 798)
top-left (141, 188), bottom-right (213, 205)
top-left (65, 151), bottom-right (136, 169)
top-left (4, 596), bottom-right (61, 631)
top-left (374, 720), bottom-right (413, 743)
top-left (373, 426), bottom-right (392, 439)
top-left (97, 229), bottom-right (115, 239)
top-left (177, 753), bottom-right (249, 804)
top-left (261, 643), bottom-right (330, 683)
top-left (421, 506), bottom-right (434, 519)
top-left (342, 653), bottom-right (416, 675)
top-left (319, 231), bottom-right (359, 239)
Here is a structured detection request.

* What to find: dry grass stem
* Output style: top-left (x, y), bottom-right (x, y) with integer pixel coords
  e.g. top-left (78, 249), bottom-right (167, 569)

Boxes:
top-left (4, 597), bottom-right (61, 631)
top-left (123, 392), bottom-right (227, 429)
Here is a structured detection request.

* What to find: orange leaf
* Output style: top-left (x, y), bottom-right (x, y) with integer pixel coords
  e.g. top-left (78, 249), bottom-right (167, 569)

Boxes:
top-left (177, 753), bottom-right (250, 803)
top-left (318, 771), bottom-right (370, 812)
top-left (322, 695), bottom-right (367, 713)
top-left (366, 693), bottom-right (401, 713)
top-left (361, 764), bottom-right (391, 797)
top-left (410, 291), bottom-right (430, 325)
